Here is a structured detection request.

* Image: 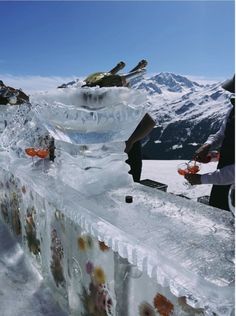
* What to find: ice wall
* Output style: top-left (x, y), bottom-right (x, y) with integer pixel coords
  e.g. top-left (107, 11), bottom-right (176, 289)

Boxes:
top-left (0, 105), bottom-right (18, 133)
top-left (0, 87), bottom-right (234, 316)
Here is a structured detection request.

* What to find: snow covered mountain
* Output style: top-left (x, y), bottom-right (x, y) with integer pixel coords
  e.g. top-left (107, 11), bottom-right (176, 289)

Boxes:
top-left (131, 72), bottom-right (203, 94)
top-left (130, 73), bottom-right (232, 159)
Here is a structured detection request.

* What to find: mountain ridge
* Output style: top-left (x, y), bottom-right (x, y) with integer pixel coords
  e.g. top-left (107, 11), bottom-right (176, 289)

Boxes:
top-left (129, 72), bottom-right (232, 159)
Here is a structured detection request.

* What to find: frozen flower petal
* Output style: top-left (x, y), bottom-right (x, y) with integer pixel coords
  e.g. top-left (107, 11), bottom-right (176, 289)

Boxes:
top-left (153, 293), bottom-right (174, 316)
top-left (93, 266), bottom-right (106, 284)
top-left (85, 261), bottom-right (94, 274)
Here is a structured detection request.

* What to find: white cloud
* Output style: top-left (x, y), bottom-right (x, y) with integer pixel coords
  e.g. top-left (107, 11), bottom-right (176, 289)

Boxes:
top-left (0, 73), bottom-right (83, 94)
top-left (184, 74), bottom-right (222, 85)
top-left (144, 72), bottom-right (221, 85)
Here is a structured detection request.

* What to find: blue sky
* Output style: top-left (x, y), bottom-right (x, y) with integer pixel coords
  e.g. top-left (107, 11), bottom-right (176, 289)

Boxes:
top-left (0, 1), bottom-right (235, 81)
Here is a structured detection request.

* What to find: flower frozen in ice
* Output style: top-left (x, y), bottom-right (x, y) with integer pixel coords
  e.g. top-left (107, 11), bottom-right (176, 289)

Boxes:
top-left (85, 261), bottom-right (94, 274)
top-left (77, 236), bottom-right (87, 251)
top-left (99, 241), bottom-right (110, 252)
top-left (153, 293), bottom-right (174, 316)
top-left (138, 302), bottom-right (156, 316)
top-left (93, 266), bottom-right (106, 284)
top-left (77, 235), bottom-right (93, 251)
top-left (94, 284), bottom-right (113, 314)
top-left (86, 235), bottom-right (93, 248)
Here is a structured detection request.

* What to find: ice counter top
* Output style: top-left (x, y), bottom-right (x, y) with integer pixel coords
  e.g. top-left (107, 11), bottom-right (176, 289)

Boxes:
top-left (0, 86), bottom-right (234, 315)
top-left (0, 152), bottom-right (234, 315)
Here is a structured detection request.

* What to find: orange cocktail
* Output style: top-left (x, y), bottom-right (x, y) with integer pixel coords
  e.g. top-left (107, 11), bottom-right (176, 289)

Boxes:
top-left (177, 161), bottom-right (200, 176)
top-left (25, 148), bottom-right (49, 159)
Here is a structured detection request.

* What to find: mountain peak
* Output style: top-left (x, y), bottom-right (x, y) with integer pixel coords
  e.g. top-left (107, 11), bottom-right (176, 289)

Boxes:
top-left (151, 72), bottom-right (202, 91)
top-left (130, 72), bottom-right (205, 94)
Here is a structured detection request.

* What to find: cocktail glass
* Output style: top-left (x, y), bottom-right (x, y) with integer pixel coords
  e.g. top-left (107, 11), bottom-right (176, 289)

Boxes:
top-left (177, 161), bottom-right (201, 189)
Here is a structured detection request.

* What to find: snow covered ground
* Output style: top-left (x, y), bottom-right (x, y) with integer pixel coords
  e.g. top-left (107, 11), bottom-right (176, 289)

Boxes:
top-left (142, 159), bottom-right (217, 200)
top-left (0, 160), bottom-right (217, 316)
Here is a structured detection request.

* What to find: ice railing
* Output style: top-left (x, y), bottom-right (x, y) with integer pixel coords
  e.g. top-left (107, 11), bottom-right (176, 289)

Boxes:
top-left (0, 87), bottom-right (234, 316)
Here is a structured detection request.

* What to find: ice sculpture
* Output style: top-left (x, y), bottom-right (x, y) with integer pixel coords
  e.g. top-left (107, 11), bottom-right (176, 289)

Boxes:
top-left (0, 86), bottom-right (234, 316)
top-left (0, 105), bottom-right (18, 134)
top-left (0, 81), bottom-right (29, 133)
top-left (32, 87), bottom-right (147, 194)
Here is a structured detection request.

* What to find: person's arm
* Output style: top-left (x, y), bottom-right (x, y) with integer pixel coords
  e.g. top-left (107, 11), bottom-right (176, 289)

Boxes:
top-left (185, 164), bottom-right (235, 185)
top-left (201, 164), bottom-right (235, 185)
top-left (125, 113), bottom-right (155, 153)
top-left (194, 108), bottom-right (232, 161)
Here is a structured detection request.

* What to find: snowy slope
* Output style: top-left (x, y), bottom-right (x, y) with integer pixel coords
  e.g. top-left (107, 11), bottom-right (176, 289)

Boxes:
top-left (141, 159), bottom-right (217, 200)
top-left (130, 73), bottom-right (232, 159)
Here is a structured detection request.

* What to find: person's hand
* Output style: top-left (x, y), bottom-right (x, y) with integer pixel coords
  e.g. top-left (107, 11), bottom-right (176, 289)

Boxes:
top-left (194, 144), bottom-right (211, 162)
top-left (184, 174), bottom-right (202, 185)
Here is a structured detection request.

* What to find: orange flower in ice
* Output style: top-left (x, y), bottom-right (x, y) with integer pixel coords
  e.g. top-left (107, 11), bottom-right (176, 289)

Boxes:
top-left (93, 266), bottom-right (106, 284)
top-left (77, 235), bottom-right (93, 251)
top-left (77, 236), bottom-right (87, 251)
top-left (153, 293), bottom-right (174, 316)
top-left (99, 241), bottom-right (110, 252)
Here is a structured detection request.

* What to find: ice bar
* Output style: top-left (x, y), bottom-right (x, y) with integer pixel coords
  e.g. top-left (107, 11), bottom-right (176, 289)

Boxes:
top-left (0, 87), bottom-right (234, 316)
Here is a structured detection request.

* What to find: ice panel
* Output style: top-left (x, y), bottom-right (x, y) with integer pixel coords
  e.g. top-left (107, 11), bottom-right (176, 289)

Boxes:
top-left (0, 154), bottom-right (233, 315)
top-left (32, 87), bottom-right (147, 144)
